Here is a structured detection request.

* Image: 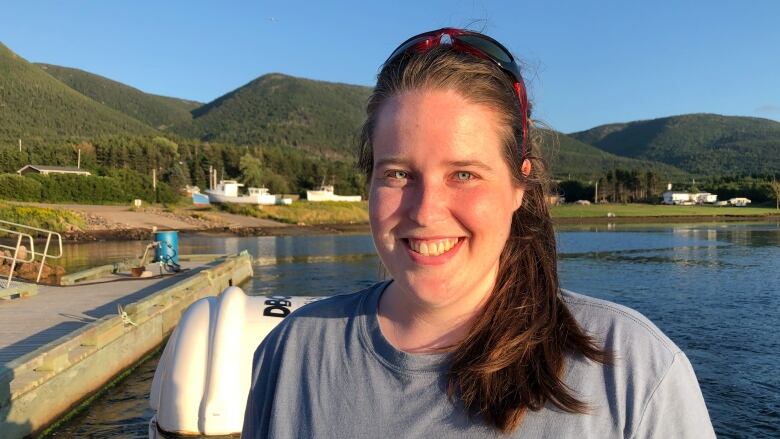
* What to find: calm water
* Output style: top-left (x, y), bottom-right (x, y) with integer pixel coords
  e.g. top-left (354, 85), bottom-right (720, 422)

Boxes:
top-left (50, 222), bottom-right (780, 438)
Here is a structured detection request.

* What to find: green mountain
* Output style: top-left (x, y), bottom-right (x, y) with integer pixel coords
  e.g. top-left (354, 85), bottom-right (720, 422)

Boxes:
top-left (174, 73), bottom-right (372, 158)
top-left (570, 114), bottom-right (780, 175)
top-left (3, 37), bottom-right (768, 182)
top-left (37, 63), bottom-right (200, 130)
top-left (540, 130), bottom-right (688, 180)
top-left (0, 42), bottom-right (157, 142)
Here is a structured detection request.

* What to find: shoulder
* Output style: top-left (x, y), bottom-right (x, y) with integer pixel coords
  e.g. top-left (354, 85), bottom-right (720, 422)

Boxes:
top-left (276, 281), bottom-right (381, 332)
top-left (253, 282), bottom-right (383, 357)
top-left (558, 290), bottom-right (715, 437)
top-left (561, 289), bottom-right (680, 360)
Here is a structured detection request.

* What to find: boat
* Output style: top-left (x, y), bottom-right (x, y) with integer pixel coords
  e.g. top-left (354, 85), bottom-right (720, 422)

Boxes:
top-left (148, 287), bottom-right (322, 437)
top-left (306, 185), bottom-right (362, 202)
top-left (205, 180), bottom-right (291, 205)
top-left (184, 185), bottom-right (211, 206)
top-left (191, 192), bottom-right (210, 205)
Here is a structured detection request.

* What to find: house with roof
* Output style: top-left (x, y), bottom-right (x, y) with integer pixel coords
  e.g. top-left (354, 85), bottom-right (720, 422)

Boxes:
top-left (661, 183), bottom-right (718, 205)
top-left (16, 165), bottom-right (91, 176)
top-left (661, 191), bottom-right (718, 205)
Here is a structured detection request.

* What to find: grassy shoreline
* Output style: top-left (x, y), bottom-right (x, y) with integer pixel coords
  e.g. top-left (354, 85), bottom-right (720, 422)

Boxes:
top-left (1, 201), bottom-right (777, 241)
top-left (0, 201), bottom-right (85, 233)
top-left (218, 200), bottom-right (370, 225)
top-left (550, 204), bottom-right (779, 218)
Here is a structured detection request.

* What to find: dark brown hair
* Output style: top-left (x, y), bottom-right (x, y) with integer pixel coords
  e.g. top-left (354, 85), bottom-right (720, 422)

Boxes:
top-left (358, 45), bottom-right (610, 433)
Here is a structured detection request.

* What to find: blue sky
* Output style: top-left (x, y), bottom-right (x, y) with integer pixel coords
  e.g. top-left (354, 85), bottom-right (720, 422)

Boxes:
top-left (2, 0), bottom-right (779, 133)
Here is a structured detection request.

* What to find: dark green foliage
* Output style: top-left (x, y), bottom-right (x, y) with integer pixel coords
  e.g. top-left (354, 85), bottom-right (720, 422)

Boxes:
top-left (539, 130), bottom-right (688, 181)
top-left (239, 153), bottom-right (264, 187)
top-left (0, 169), bottom-right (178, 204)
top-left (597, 169), bottom-right (656, 203)
top-left (560, 168), bottom-right (663, 204)
top-left (557, 180), bottom-right (594, 202)
top-left (102, 168), bottom-right (178, 203)
top-left (0, 174), bottom-right (42, 201)
top-left (570, 114), bottom-right (780, 176)
top-left (263, 170), bottom-right (290, 194)
top-left (0, 43), bottom-right (157, 143)
top-left (4, 38), bottom-right (775, 208)
top-left (30, 173), bottom-right (128, 203)
top-left (37, 63), bottom-right (200, 130)
top-left (701, 175), bottom-right (778, 204)
top-left (173, 74), bottom-right (372, 158)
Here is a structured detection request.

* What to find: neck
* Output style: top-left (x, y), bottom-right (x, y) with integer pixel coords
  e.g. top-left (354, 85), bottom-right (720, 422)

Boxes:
top-left (377, 280), bottom-right (492, 353)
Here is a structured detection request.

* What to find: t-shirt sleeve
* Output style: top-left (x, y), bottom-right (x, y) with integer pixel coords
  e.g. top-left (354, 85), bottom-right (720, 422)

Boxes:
top-left (631, 352), bottom-right (716, 439)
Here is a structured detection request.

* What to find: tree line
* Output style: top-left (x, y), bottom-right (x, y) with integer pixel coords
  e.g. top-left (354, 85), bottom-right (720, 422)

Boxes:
top-left (0, 134), bottom-right (367, 204)
top-left (557, 169), bottom-right (780, 205)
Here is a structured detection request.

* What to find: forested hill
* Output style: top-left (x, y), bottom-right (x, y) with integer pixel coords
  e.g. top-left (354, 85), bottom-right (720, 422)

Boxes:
top-left (0, 42), bottom-right (157, 142)
top-left (37, 63), bottom-right (201, 130)
top-left (2, 36), bottom-right (773, 183)
top-left (173, 73), bottom-right (373, 158)
top-left (540, 131), bottom-right (688, 180)
top-left (570, 114), bottom-right (780, 176)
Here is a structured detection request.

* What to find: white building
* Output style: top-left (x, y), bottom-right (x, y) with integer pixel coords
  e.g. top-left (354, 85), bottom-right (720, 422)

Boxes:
top-left (694, 192), bottom-right (718, 204)
top-left (662, 191), bottom-right (693, 205)
top-left (661, 191), bottom-right (717, 205)
top-left (728, 197), bottom-right (751, 207)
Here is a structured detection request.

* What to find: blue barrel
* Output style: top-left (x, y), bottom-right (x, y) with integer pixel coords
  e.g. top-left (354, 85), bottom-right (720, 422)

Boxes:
top-left (154, 231), bottom-right (179, 264)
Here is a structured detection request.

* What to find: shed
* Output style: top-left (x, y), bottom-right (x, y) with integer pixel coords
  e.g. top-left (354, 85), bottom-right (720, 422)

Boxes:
top-left (16, 165), bottom-right (91, 176)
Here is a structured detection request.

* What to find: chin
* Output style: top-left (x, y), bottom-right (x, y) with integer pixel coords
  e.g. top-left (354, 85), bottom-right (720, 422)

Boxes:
top-left (393, 271), bottom-right (464, 306)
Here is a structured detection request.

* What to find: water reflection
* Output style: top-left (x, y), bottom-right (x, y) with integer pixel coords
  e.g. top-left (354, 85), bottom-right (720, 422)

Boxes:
top-left (57, 234), bottom-right (379, 274)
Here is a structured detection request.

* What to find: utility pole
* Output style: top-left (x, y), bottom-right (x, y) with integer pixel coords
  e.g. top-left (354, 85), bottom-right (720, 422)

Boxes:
top-left (594, 181), bottom-right (599, 204)
top-left (152, 168), bottom-right (157, 190)
top-left (77, 149), bottom-right (81, 169)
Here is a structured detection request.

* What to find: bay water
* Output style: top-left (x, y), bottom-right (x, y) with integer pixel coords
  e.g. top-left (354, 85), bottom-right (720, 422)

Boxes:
top-left (49, 222), bottom-right (779, 438)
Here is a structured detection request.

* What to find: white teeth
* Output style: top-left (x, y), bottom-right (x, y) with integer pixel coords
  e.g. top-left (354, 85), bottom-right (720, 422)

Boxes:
top-left (408, 238), bottom-right (459, 256)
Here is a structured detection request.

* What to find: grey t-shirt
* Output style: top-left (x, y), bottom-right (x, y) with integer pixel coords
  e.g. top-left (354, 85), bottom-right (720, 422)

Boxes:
top-left (242, 282), bottom-right (715, 438)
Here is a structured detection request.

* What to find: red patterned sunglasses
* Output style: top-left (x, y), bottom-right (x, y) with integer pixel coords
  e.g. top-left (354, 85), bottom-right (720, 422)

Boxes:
top-left (385, 28), bottom-right (530, 158)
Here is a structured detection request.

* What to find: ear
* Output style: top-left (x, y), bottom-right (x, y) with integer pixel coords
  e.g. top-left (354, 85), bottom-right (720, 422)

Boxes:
top-left (512, 159), bottom-right (532, 211)
top-left (520, 159), bottom-right (532, 177)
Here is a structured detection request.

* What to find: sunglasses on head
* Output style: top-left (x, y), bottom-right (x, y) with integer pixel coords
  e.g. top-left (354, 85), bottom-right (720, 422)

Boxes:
top-left (385, 28), bottom-right (530, 159)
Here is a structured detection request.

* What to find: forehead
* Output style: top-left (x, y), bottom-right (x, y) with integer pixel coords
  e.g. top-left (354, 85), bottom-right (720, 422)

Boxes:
top-left (372, 89), bottom-right (508, 161)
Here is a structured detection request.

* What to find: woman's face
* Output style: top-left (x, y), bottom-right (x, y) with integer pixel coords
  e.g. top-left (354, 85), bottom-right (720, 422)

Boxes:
top-left (370, 88), bottom-right (525, 311)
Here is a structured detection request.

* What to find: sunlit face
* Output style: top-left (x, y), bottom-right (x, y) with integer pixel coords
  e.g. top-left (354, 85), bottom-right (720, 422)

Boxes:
top-left (370, 88), bottom-right (525, 311)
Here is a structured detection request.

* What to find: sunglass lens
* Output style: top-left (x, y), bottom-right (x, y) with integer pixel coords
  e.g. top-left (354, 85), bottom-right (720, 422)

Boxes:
top-left (457, 35), bottom-right (512, 64)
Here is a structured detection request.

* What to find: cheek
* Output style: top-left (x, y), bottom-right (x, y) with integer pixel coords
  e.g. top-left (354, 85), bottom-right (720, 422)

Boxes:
top-left (369, 186), bottom-right (402, 237)
top-left (453, 187), bottom-right (516, 235)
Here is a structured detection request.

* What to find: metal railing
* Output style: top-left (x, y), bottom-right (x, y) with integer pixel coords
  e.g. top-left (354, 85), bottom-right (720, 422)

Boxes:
top-left (0, 219), bottom-right (63, 288)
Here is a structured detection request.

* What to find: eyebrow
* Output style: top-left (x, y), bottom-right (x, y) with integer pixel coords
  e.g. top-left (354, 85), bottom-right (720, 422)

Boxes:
top-left (374, 157), bottom-right (409, 169)
top-left (445, 160), bottom-right (494, 171)
top-left (374, 158), bottom-right (495, 173)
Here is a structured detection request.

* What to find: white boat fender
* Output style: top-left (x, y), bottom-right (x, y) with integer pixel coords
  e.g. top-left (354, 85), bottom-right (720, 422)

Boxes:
top-left (148, 286), bottom-right (324, 437)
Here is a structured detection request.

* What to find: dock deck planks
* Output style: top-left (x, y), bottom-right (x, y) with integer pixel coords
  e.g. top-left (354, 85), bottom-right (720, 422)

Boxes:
top-left (0, 261), bottom-right (216, 365)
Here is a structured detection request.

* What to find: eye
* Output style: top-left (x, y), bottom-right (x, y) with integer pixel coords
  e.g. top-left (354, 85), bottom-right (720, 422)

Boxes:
top-left (454, 171), bottom-right (473, 181)
top-left (386, 170), bottom-right (408, 179)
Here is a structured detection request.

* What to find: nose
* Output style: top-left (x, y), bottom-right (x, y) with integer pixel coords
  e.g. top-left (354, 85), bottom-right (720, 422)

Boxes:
top-left (406, 178), bottom-right (448, 226)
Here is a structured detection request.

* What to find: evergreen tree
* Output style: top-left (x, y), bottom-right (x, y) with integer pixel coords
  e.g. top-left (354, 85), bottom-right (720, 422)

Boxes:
top-left (239, 153), bottom-right (263, 187)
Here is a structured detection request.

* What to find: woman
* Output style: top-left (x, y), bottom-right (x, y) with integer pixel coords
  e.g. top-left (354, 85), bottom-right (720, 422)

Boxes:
top-left (242, 28), bottom-right (715, 438)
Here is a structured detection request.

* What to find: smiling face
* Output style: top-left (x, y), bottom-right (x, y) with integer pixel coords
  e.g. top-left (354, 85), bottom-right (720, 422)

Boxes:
top-left (370, 88), bottom-right (525, 312)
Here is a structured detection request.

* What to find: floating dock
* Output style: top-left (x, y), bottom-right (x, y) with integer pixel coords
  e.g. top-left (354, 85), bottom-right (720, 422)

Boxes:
top-left (0, 251), bottom-right (253, 438)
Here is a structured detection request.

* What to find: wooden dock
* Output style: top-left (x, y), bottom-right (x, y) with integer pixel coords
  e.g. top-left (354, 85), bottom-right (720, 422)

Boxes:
top-left (0, 252), bottom-right (254, 438)
top-left (0, 262), bottom-right (211, 365)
